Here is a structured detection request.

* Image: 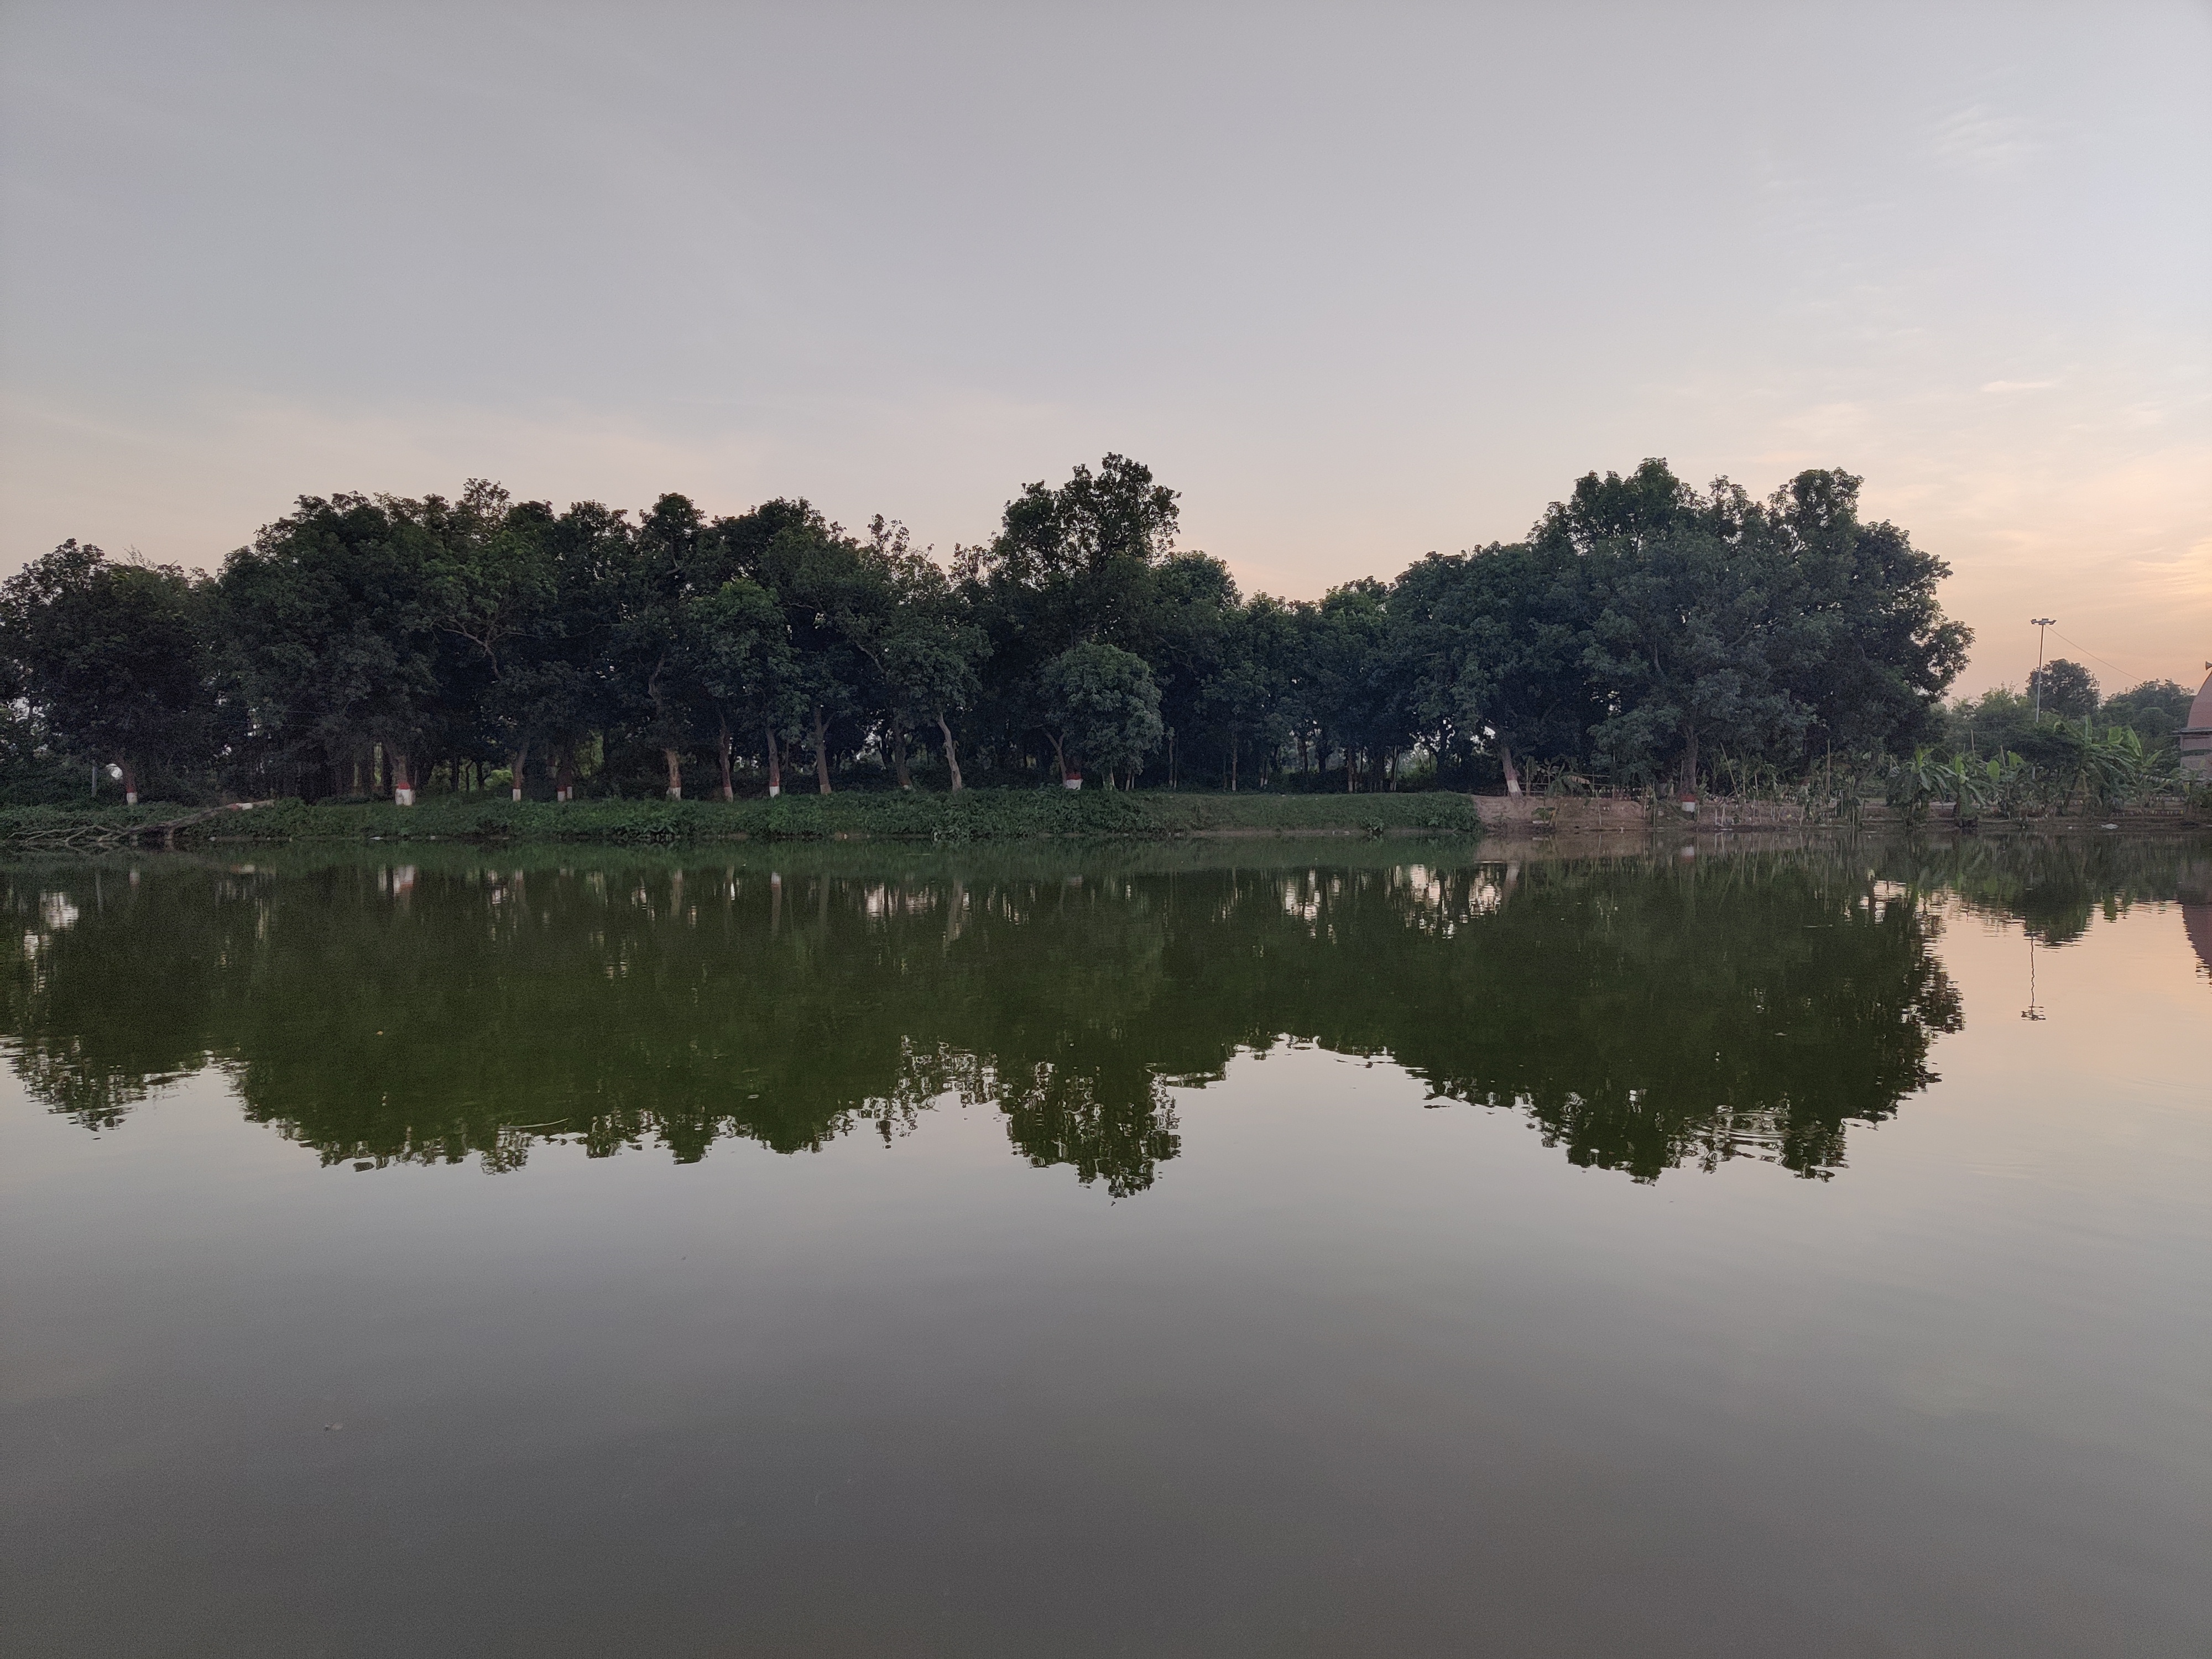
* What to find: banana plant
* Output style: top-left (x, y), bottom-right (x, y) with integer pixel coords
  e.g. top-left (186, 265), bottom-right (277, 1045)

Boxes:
top-left (1973, 750), bottom-right (2028, 817)
top-left (1888, 747), bottom-right (2027, 825)
top-left (1886, 748), bottom-right (1950, 826)
top-left (2082, 724), bottom-right (2148, 810)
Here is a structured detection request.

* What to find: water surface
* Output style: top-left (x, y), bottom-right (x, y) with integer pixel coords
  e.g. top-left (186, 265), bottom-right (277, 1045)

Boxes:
top-left (3, 838), bottom-right (2206, 1655)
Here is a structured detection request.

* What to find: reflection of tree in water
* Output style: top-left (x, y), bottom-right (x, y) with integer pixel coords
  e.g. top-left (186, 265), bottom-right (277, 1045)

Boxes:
top-left (0, 870), bottom-right (231, 1129)
top-left (1882, 837), bottom-right (2207, 947)
top-left (2, 838), bottom-right (2169, 1188)
top-left (1400, 860), bottom-right (1961, 1178)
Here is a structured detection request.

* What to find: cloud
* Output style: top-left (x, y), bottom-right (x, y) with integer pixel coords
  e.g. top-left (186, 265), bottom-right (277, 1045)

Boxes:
top-left (1931, 105), bottom-right (2040, 170)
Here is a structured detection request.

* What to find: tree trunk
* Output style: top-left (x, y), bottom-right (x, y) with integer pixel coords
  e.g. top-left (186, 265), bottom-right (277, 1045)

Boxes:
top-left (764, 724), bottom-right (782, 796)
top-left (1347, 747), bottom-right (1356, 793)
top-left (812, 704), bottom-right (833, 794)
top-left (509, 747), bottom-right (528, 802)
top-left (718, 724), bottom-right (735, 801)
top-left (1047, 731), bottom-right (1069, 782)
top-left (664, 747), bottom-right (683, 800)
top-left (388, 745), bottom-right (415, 806)
top-left (119, 757), bottom-right (138, 807)
top-left (1679, 724), bottom-right (1699, 799)
top-left (554, 744), bottom-right (576, 803)
top-left (1500, 737), bottom-right (1522, 798)
top-left (937, 712), bottom-right (964, 792)
top-left (892, 723), bottom-right (911, 790)
top-left (1229, 740), bottom-right (1238, 792)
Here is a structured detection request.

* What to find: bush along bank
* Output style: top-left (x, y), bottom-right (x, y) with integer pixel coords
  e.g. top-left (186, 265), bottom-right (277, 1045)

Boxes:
top-left (0, 789), bottom-right (1486, 851)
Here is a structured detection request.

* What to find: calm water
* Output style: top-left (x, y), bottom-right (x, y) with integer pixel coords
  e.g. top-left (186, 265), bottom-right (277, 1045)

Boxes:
top-left (3, 838), bottom-right (2206, 1657)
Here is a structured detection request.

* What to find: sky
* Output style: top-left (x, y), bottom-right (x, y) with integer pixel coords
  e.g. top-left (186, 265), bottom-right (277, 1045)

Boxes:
top-left (2, 1), bottom-right (2206, 698)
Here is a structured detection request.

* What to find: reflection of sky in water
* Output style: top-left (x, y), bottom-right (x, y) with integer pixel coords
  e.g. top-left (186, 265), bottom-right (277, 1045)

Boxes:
top-left (2, 840), bottom-right (2206, 1657)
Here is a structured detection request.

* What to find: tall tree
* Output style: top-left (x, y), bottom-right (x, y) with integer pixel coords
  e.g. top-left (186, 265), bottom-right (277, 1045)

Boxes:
top-left (1555, 463), bottom-right (1805, 793)
top-left (1764, 469), bottom-right (1970, 758)
top-left (690, 576), bottom-right (798, 798)
top-left (970, 452), bottom-right (1181, 654)
top-left (1388, 542), bottom-right (1589, 795)
top-left (842, 518), bottom-right (988, 791)
top-left (219, 494), bottom-right (445, 802)
top-left (1203, 594), bottom-right (1296, 790)
top-left (619, 493), bottom-right (710, 799)
top-left (961, 455), bottom-right (1188, 771)
top-left (739, 501), bottom-right (875, 794)
top-left (1302, 580), bottom-right (1397, 790)
top-left (427, 481), bottom-right (560, 799)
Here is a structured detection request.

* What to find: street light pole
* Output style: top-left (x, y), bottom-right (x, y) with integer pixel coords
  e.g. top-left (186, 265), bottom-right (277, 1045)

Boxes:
top-left (2029, 618), bottom-right (2056, 723)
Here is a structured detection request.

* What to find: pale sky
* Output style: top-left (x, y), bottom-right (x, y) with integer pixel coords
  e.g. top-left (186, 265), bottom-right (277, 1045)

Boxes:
top-left (3, 1), bottom-right (2206, 696)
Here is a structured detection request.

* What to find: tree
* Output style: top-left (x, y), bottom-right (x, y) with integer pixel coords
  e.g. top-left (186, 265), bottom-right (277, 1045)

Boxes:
top-left (1762, 469), bottom-right (1970, 759)
top-left (618, 493), bottom-right (710, 799)
top-left (0, 541), bottom-right (211, 804)
top-left (427, 481), bottom-right (562, 799)
top-left (218, 495), bottom-right (445, 802)
top-left (1388, 542), bottom-right (1589, 795)
top-left (2027, 658), bottom-right (2099, 722)
top-left (959, 455), bottom-right (1188, 773)
top-left (1558, 462), bottom-right (1805, 794)
top-left (1945, 685), bottom-right (2037, 760)
top-left (968, 452), bottom-right (1181, 655)
top-left (1203, 596), bottom-right (1296, 790)
top-left (2100, 679), bottom-right (2197, 746)
top-left (738, 501), bottom-right (875, 794)
top-left (1040, 643), bottom-right (1163, 786)
top-left (1302, 580), bottom-right (1399, 790)
top-left (842, 519), bottom-right (988, 791)
top-left (690, 576), bottom-right (798, 798)
top-left (1140, 551), bottom-right (1240, 786)
top-left (532, 501), bottom-right (632, 800)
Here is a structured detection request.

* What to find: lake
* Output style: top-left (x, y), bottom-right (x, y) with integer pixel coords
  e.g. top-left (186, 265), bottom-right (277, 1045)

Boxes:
top-left (3, 837), bottom-right (2206, 1656)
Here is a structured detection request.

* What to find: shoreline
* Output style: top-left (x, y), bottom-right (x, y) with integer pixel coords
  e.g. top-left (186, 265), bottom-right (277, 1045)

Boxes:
top-left (0, 790), bottom-right (1489, 851)
top-left (6, 791), bottom-right (2200, 855)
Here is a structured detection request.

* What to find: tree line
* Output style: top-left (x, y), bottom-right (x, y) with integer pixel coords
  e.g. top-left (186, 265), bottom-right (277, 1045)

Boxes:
top-left (0, 454), bottom-right (1989, 806)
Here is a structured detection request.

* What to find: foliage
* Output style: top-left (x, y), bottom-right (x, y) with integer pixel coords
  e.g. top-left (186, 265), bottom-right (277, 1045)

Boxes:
top-left (1886, 746), bottom-right (2028, 824)
top-left (2100, 678), bottom-right (2198, 745)
top-left (0, 541), bottom-right (214, 800)
top-left (1039, 643), bottom-right (1164, 784)
top-left (2026, 657), bottom-right (2098, 721)
top-left (7, 453), bottom-right (1980, 808)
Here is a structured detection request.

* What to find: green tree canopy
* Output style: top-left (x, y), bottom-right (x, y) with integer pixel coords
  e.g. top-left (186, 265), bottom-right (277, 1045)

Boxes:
top-left (2028, 658), bottom-right (2099, 721)
top-left (1041, 642), bottom-right (1164, 785)
top-left (0, 540), bottom-right (212, 802)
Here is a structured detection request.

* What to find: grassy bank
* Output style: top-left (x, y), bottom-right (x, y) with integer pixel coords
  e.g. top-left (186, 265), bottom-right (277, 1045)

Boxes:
top-left (0, 789), bottom-right (1485, 849)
